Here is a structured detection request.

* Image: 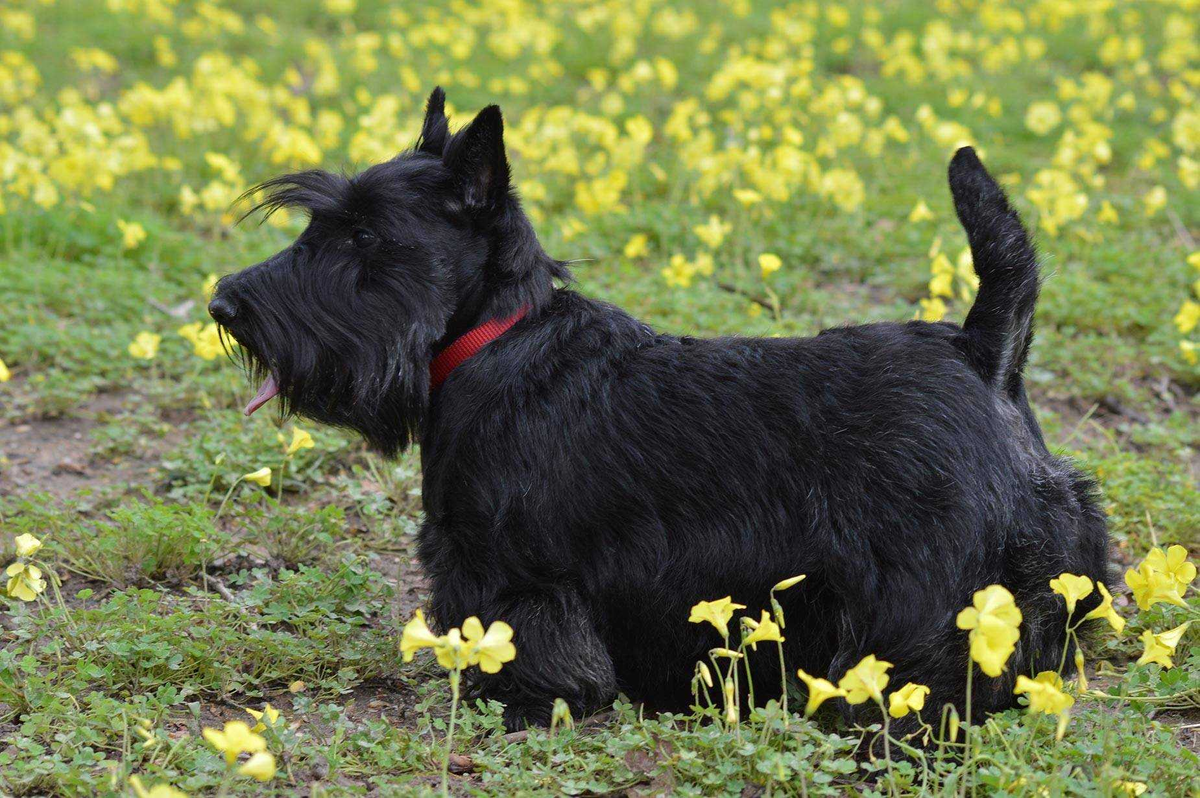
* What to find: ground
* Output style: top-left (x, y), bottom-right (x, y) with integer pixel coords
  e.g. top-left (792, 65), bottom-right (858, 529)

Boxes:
top-left (1, 0), bottom-right (1198, 795)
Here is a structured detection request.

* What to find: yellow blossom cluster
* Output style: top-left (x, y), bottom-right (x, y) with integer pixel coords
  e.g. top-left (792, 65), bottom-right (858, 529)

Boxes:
top-left (1175, 252), bottom-right (1200, 364)
top-left (201, 712), bottom-right (278, 782)
top-left (918, 236), bottom-right (977, 321)
top-left (0, 0), bottom-right (1194, 358)
top-left (4, 533), bottom-right (46, 602)
top-left (177, 320), bottom-right (231, 361)
top-left (718, 550), bottom-right (1188, 744)
top-left (126, 276), bottom-right (239, 368)
top-left (401, 609), bottom-right (516, 674)
top-left (1125, 544), bottom-right (1196, 612)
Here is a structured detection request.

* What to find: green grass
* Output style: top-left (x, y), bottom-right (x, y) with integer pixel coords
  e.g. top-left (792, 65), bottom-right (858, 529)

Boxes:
top-left (1, 0), bottom-right (1198, 794)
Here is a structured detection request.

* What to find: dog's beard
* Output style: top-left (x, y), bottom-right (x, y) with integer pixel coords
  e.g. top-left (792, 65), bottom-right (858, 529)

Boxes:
top-left (223, 319), bottom-right (439, 456)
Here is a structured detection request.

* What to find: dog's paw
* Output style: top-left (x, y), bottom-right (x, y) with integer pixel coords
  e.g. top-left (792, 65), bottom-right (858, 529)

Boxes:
top-left (501, 704), bottom-right (544, 733)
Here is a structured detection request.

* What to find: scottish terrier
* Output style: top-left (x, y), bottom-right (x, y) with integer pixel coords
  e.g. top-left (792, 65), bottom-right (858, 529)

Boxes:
top-left (210, 88), bottom-right (1109, 731)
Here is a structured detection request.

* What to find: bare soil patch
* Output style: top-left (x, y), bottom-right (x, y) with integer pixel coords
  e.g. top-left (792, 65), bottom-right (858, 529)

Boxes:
top-left (0, 388), bottom-right (186, 499)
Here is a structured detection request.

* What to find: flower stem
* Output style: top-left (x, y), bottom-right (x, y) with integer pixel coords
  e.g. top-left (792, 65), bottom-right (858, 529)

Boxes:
top-left (213, 476), bottom-right (243, 522)
top-left (42, 563), bottom-right (77, 633)
top-left (880, 705), bottom-right (897, 798)
top-left (742, 643), bottom-right (756, 712)
top-left (277, 455), bottom-right (288, 500)
top-left (1056, 627), bottom-right (1076, 676)
top-left (960, 659), bottom-right (974, 798)
top-left (441, 669), bottom-right (461, 797)
top-left (776, 640), bottom-right (788, 725)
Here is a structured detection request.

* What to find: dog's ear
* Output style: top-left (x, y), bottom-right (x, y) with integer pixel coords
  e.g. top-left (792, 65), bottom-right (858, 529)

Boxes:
top-left (416, 87), bottom-right (449, 156)
top-left (443, 105), bottom-right (510, 211)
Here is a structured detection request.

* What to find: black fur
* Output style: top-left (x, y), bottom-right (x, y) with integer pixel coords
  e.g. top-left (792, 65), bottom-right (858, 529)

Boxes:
top-left (211, 89), bottom-right (1110, 731)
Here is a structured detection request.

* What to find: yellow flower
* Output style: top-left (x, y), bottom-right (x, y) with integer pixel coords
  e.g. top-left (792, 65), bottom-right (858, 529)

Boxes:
top-left (695, 661), bottom-right (713, 688)
top-left (117, 219), bottom-right (147, 251)
top-left (1116, 782), bottom-right (1147, 796)
top-left (1097, 200), bottom-right (1119, 224)
top-left (242, 467), bottom-right (273, 487)
top-left (433, 627), bottom-right (472, 670)
top-left (1142, 186), bottom-right (1167, 217)
top-left (1014, 671), bottom-right (1075, 715)
top-left (5, 562), bottom-right (46, 602)
top-left (724, 677), bottom-right (738, 725)
top-left (0, 357), bottom-right (9, 382)
top-left (1136, 622), bottom-right (1190, 669)
top-left (1075, 648), bottom-right (1088, 691)
top-left (237, 751), bottom-right (277, 781)
top-left (662, 253), bottom-right (697, 288)
top-left (283, 427), bottom-right (314, 456)
top-left (733, 188), bottom-right (762, 206)
top-left (1176, 300), bottom-right (1200, 335)
top-left (623, 233), bottom-right (649, 259)
top-left (550, 697), bottom-right (574, 730)
top-left (400, 609), bottom-right (442, 662)
top-left (128, 331), bottom-right (162, 360)
top-left (14, 533), bottom-right (42, 558)
top-left (820, 168), bottom-right (865, 213)
top-left (1025, 169), bottom-right (1088, 236)
top-left (202, 721), bottom-right (266, 765)
top-left (1083, 582), bottom-right (1125, 635)
top-left (908, 199), bottom-right (935, 222)
top-left (1024, 101), bottom-right (1063, 136)
top-left (1049, 573), bottom-right (1093, 615)
top-left (688, 596), bottom-right (747, 638)
top-left (693, 215), bottom-right (731, 249)
top-left (178, 322), bottom-right (231, 360)
top-left (772, 574), bottom-right (806, 592)
top-left (462, 616), bottom-right (517, 673)
top-left (796, 668), bottom-right (845, 716)
top-left (956, 584), bottom-right (1022, 677)
top-left (887, 682), bottom-right (930, 718)
top-left (128, 776), bottom-right (189, 798)
top-left (202, 273), bottom-right (219, 299)
top-left (1182, 340), bottom-right (1198, 365)
top-left (710, 647), bottom-right (743, 659)
top-left (1144, 545), bottom-right (1196, 592)
top-left (838, 654), bottom-right (892, 705)
top-left (245, 703), bottom-right (281, 733)
top-left (178, 322), bottom-right (202, 344)
top-left (929, 270), bottom-right (954, 298)
top-left (741, 609), bottom-right (784, 650)
top-left (1125, 558), bottom-right (1188, 611)
top-left (758, 253), bottom-right (782, 279)
top-left (918, 297), bottom-right (947, 322)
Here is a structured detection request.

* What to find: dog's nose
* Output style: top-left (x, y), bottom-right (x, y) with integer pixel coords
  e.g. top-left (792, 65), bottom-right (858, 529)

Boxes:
top-left (208, 296), bottom-right (238, 324)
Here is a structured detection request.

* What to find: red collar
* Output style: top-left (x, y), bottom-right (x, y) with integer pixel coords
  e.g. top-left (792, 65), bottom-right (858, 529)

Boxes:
top-left (429, 307), bottom-right (528, 390)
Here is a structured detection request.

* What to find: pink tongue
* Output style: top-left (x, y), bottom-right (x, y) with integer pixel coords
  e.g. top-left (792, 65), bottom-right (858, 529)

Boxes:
top-left (244, 374), bottom-right (279, 416)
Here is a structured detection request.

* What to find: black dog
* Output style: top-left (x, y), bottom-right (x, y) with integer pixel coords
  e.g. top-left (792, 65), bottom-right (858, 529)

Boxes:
top-left (210, 88), bottom-right (1109, 730)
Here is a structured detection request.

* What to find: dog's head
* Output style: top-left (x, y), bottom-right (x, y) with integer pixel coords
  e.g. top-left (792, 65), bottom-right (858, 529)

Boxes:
top-left (209, 88), bottom-right (566, 455)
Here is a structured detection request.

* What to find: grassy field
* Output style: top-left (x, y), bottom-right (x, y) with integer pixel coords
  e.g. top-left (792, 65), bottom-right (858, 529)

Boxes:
top-left (1, 0), bottom-right (1198, 795)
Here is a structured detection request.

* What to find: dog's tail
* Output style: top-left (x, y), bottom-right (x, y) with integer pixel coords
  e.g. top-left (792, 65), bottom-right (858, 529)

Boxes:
top-left (949, 146), bottom-right (1040, 400)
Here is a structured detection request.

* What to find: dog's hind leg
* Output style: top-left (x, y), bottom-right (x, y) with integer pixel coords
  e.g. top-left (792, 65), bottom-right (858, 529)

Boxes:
top-left (450, 585), bottom-right (618, 731)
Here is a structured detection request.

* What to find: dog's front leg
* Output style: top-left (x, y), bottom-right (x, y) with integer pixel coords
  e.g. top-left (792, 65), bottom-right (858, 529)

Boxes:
top-left (430, 578), bottom-right (618, 731)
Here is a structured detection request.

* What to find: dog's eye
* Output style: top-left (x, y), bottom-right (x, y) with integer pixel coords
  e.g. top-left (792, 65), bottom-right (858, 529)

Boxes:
top-left (352, 229), bottom-right (377, 249)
